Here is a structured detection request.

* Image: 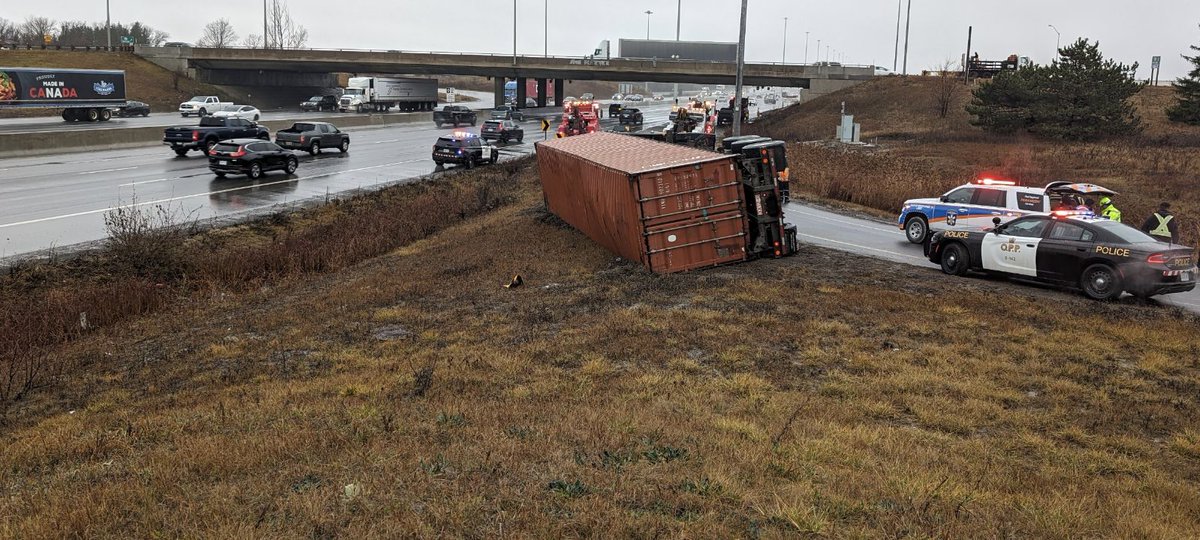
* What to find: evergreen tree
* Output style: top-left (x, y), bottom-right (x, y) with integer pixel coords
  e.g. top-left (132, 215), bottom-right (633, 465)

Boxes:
top-left (1167, 32), bottom-right (1200, 125)
top-left (967, 39), bottom-right (1143, 140)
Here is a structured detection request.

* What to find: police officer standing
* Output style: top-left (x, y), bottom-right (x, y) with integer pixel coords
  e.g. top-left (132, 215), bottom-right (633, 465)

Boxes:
top-left (1098, 196), bottom-right (1122, 222)
top-left (1141, 202), bottom-right (1180, 244)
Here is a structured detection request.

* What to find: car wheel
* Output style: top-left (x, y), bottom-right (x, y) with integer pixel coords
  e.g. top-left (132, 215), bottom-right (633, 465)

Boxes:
top-left (285, 157), bottom-right (298, 174)
top-left (465, 156), bottom-right (475, 169)
top-left (940, 243), bottom-right (970, 276)
top-left (205, 139), bottom-right (218, 154)
top-left (517, 135), bottom-right (524, 143)
top-left (199, 108), bottom-right (207, 117)
top-left (490, 153), bottom-right (498, 164)
top-left (99, 108), bottom-right (112, 121)
top-left (905, 216), bottom-right (929, 244)
top-left (214, 172), bottom-right (226, 178)
top-left (339, 139), bottom-right (349, 153)
top-left (254, 114), bottom-right (260, 121)
top-left (310, 141), bottom-right (321, 155)
top-left (143, 111), bottom-right (150, 117)
top-left (435, 122), bottom-right (443, 128)
top-left (248, 162), bottom-right (263, 179)
top-left (1081, 264), bottom-right (1123, 301)
top-left (174, 148), bottom-right (189, 157)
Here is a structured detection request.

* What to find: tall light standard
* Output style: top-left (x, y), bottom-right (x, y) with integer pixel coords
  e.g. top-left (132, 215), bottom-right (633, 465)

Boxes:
top-left (512, 0), bottom-right (518, 65)
top-left (673, 0), bottom-right (681, 99)
top-left (804, 31), bottom-right (810, 65)
top-left (901, 0), bottom-right (912, 74)
top-left (816, 38), bottom-right (821, 63)
top-left (106, 0), bottom-right (112, 50)
top-left (892, 0), bottom-right (902, 71)
top-left (1048, 24), bottom-right (1061, 59)
top-left (732, 0), bottom-right (748, 136)
top-left (644, 10), bottom-right (653, 40)
top-left (544, 0), bottom-right (548, 57)
top-left (781, 17), bottom-right (788, 64)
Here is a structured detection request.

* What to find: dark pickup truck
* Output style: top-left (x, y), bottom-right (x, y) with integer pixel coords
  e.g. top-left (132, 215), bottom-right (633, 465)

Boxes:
top-left (163, 117), bottom-right (269, 156)
top-left (300, 95), bottom-right (338, 112)
top-left (617, 107), bottom-right (644, 126)
top-left (433, 105), bottom-right (477, 128)
top-left (275, 121), bottom-right (350, 155)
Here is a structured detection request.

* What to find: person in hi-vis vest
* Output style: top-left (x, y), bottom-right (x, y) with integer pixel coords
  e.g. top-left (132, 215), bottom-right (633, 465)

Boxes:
top-left (1141, 202), bottom-right (1180, 244)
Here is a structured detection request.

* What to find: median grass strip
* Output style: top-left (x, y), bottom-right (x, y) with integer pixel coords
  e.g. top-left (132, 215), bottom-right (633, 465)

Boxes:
top-left (2, 159), bottom-right (1199, 537)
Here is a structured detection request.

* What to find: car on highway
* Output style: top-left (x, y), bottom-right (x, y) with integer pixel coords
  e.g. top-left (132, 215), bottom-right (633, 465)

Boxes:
top-left (926, 212), bottom-right (1196, 300)
top-left (652, 93), bottom-right (664, 101)
top-left (432, 132), bottom-right (498, 169)
top-left (617, 107), bottom-right (643, 126)
top-left (611, 93), bottom-right (624, 101)
top-left (275, 122), bottom-right (350, 155)
top-left (433, 105), bottom-right (477, 128)
top-left (897, 179), bottom-right (1117, 244)
top-left (480, 120), bottom-right (524, 144)
top-left (490, 105), bottom-right (524, 122)
top-left (163, 41), bottom-right (192, 48)
top-left (300, 95), bottom-right (338, 112)
top-left (163, 116), bottom-right (270, 156)
top-left (178, 95), bottom-right (227, 117)
top-left (211, 104), bottom-right (261, 121)
top-left (625, 94), bottom-right (645, 102)
top-left (113, 100), bottom-right (150, 117)
top-left (580, 93), bottom-right (595, 101)
top-left (207, 138), bottom-right (299, 179)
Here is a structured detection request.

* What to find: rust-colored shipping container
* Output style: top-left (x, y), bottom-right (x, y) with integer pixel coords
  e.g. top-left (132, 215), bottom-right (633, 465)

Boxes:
top-left (536, 132), bottom-right (748, 273)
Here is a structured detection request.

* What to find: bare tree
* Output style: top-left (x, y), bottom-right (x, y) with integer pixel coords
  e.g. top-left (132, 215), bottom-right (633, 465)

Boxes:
top-left (19, 16), bottom-right (56, 43)
top-left (265, 0), bottom-right (308, 49)
top-left (243, 33), bottom-right (262, 49)
top-left (147, 29), bottom-right (170, 46)
top-left (934, 59), bottom-right (962, 119)
top-left (0, 17), bottom-right (19, 43)
top-left (197, 18), bottom-right (238, 48)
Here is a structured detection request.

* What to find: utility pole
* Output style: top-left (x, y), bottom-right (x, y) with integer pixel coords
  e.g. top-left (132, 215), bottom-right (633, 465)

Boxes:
top-left (645, 10), bottom-right (653, 40)
top-left (902, 0), bottom-right (912, 74)
top-left (106, 0), bottom-right (112, 50)
top-left (732, 0), bottom-right (748, 136)
top-left (804, 31), bottom-right (809, 65)
top-left (1048, 24), bottom-right (1061, 60)
top-left (892, 0), bottom-right (901, 71)
top-left (513, 0), bottom-right (518, 66)
top-left (263, 0), bottom-right (268, 49)
top-left (782, 17), bottom-right (788, 64)
top-left (673, 0), bottom-right (681, 99)
top-left (544, 0), bottom-right (548, 57)
top-left (964, 26), bottom-right (972, 83)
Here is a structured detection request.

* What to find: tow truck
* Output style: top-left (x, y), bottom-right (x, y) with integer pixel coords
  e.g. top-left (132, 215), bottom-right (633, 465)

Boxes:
top-left (555, 100), bottom-right (602, 138)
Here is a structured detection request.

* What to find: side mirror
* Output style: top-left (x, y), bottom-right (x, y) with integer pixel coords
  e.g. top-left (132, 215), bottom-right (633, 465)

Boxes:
top-left (939, 195), bottom-right (950, 203)
top-left (992, 217), bottom-right (1003, 235)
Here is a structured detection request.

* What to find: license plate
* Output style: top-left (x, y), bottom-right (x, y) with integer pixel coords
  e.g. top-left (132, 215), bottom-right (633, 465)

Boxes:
top-left (219, 160), bottom-right (228, 166)
top-left (1183, 272), bottom-right (1193, 281)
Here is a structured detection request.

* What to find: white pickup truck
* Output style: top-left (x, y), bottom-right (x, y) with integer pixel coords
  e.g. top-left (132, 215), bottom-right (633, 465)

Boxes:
top-left (178, 95), bottom-right (228, 117)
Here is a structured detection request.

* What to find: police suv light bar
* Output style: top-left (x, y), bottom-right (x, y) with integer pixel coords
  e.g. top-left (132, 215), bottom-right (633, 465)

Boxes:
top-left (975, 178), bottom-right (1016, 186)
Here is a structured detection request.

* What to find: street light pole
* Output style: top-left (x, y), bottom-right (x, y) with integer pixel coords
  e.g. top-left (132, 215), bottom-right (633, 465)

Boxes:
top-left (645, 10), bottom-right (653, 40)
top-left (1048, 24), bottom-right (1061, 60)
top-left (892, 0), bottom-right (901, 71)
top-left (544, 0), bottom-right (548, 57)
top-left (674, 0), bottom-right (681, 99)
top-left (106, 0), bottom-right (111, 50)
top-left (901, 0), bottom-right (912, 74)
top-left (782, 17), bottom-right (788, 64)
top-left (513, 0), bottom-right (518, 66)
top-left (804, 31), bottom-right (809, 65)
top-left (263, 0), bottom-right (268, 49)
top-left (732, 0), bottom-right (748, 136)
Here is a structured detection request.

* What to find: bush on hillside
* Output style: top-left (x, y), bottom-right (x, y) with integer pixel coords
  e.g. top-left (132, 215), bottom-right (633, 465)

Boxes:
top-left (967, 39), bottom-right (1143, 140)
top-left (1167, 30), bottom-right (1200, 124)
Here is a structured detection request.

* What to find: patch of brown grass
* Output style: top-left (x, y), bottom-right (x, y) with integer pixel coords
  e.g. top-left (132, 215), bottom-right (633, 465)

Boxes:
top-left (1, 162), bottom-right (1199, 537)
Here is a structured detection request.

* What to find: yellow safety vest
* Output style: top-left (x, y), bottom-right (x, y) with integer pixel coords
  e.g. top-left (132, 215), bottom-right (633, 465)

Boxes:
top-left (1101, 205), bottom-right (1121, 223)
top-left (1150, 213), bottom-right (1173, 238)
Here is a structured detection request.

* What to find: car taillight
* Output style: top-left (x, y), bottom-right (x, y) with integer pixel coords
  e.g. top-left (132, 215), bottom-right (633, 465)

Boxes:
top-left (231, 147), bottom-right (246, 158)
top-left (192, 130), bottom-right (200, 141)
top-left (300, 135), bottom-right (305, 143)
top-left (1148, 253), bottom-right (1169, 265)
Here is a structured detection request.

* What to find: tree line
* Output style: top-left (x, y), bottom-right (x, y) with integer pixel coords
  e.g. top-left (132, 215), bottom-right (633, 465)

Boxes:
top-left (967, 26), bottom-right (1200, 139)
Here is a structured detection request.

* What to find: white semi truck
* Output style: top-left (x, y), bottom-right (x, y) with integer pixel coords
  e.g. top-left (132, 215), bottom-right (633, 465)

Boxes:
top-left (338, 77), bottom-right (438, 113)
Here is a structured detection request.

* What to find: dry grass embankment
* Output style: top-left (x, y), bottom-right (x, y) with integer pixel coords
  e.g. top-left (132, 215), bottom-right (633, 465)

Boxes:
top-left (750, 77), bottom-right (1200, 246)
top-left (1, 159), bottom-right (1199, 537)
top-left (0, 50), bottom-right (237, 118)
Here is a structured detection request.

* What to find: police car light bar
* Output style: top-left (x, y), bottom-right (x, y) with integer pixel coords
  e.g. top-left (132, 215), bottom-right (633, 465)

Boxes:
top-left (975, 178), bottom-right (1016, 186)
top-left (1051, 209), bottom-right (1090, 218)
top-left (452, 131), bottom-right (476, 138)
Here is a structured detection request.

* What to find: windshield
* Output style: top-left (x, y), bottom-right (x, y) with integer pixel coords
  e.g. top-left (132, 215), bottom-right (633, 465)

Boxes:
top-left (435, 137), bottom-right (465, 148)
top-left (1091, 220), bottom-right (1159, 244)
top-left (215, 104), bottom-right (240, 112)
top-left (307, 96), bottom-right (323, 101)
top-left (343, 89), bottom-right (364, 96)
top-left (490, 110), bottom-right (507, 118)
top-left (188, 96), bottom-right (206, 102)
top-left (292, 123), bottom-right (316, 132)
top-left (484, 121), bottom-right (502, 128)
top-left (199, 117), bottom-right (228, 126)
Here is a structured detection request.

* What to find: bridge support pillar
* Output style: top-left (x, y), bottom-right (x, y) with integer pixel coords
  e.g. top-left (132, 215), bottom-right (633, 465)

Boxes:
top-left (516, 78), bottom-right (528, 108)
top-left (494, 77), bottom-right (506, 108)
top-left (553, 79), bottom-right (565, 107)
top-left (536, 79), bottom-right (548, 108)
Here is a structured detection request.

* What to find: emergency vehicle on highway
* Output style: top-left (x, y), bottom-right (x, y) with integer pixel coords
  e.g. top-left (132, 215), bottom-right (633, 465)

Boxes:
top-left (898, 179), bottom-right (1117, 244)
top-left (925, 212), bottom-right (1196, 300)
top-left (432, 131), bottom-right (498, 169)
top-left (556, 100), bottom-right (601, 138)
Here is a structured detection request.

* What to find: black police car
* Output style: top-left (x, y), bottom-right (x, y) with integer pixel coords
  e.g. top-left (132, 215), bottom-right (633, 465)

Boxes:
top-left (208, 138), bottom-right (299, 179)
top-left (926, 212), bottom-right (1196, 300)
top-left (432, 132), bottom-right (498, 169)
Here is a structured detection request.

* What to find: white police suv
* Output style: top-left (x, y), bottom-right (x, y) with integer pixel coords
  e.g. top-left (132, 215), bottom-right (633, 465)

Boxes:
top-left (897, 179), bottom-right (1116, 244)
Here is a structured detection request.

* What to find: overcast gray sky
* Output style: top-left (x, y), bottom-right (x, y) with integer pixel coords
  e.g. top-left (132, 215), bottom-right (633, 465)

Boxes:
top-left (7, 0), bottom-right (1200, 79)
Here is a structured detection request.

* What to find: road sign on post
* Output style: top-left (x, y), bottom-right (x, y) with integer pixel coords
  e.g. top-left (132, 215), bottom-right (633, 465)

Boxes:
top-left (541, 118), bottom-right (551, 140)
top-left (43, 34), bottom-right (53, 45)
top-left (1151, 56), bottom-right (1162, 85)
top-left (446, 87), bottom-right (455, 103)
top-left (121, 36), bottom-right (133, 45)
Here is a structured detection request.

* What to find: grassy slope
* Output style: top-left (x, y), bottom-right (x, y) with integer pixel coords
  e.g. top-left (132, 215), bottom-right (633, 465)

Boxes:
top-left (749, 77), bottom-right (1200, 246)
top-left (0, 50), bottom-right (236, 117)
top-left (3, 170), bottom-right (1200, 536)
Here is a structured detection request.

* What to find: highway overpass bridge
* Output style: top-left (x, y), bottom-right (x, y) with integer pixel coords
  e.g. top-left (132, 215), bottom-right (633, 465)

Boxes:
top-left (137, 46), bottom-right (875, 107)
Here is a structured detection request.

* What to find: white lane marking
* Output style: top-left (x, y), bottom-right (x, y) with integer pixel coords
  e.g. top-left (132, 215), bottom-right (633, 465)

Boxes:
top-left (79, 166), bottom-right (137, 175)
top-left (373, 139), bottom-right (401, 144)
top-left (120, 177), bottom-right (169, 187)
top-left (796, 232), bottom-right (926, 261)
top-left (0, 160), bottom-right (414, 229)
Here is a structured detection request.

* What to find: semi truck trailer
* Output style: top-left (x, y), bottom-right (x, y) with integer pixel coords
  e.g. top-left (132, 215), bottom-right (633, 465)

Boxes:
top-left (338, 77), bottom-right (438, 113)
top-left (0, 67), bottom-right (127, 122)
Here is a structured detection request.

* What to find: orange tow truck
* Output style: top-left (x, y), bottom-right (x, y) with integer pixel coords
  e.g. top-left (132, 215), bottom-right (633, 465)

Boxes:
top-left (555, 100), bottom-right (602, 138)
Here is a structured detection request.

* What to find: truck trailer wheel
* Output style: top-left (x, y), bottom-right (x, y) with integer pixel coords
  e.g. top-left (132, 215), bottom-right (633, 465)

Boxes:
top-left (85, 108), bottom-right (100, 122)
top-left (62, 109), bottom-right (76, 121)
top-left (99, 108), bottom-right (112, 121)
